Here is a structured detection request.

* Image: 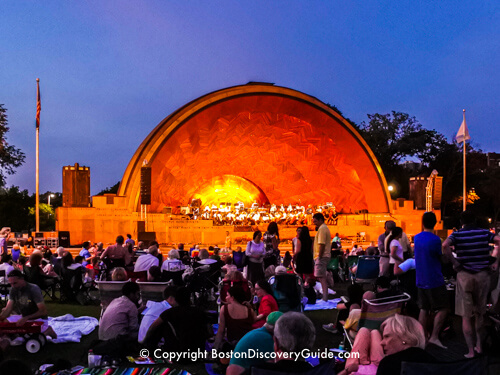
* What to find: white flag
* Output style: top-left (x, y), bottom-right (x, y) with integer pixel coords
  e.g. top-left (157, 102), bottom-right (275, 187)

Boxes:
top-left (455, 115), bottom-right (470, 144)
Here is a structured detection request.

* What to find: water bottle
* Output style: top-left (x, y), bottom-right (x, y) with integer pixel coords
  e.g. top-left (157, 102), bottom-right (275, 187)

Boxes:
top-left (338, 336), bottom-right (346, 351)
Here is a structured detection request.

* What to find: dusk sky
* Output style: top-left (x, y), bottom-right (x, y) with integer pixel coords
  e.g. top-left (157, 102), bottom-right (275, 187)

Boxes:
top-left (1, 1), bottom-right (498, 195)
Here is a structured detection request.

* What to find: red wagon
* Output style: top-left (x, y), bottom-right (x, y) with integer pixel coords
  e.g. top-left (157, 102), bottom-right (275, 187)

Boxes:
top-left (0, 321), bottom-right (47, 353)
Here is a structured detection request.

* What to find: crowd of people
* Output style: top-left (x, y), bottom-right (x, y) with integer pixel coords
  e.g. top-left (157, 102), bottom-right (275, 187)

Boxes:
top-left (0, 210), bottom-right (498, 374)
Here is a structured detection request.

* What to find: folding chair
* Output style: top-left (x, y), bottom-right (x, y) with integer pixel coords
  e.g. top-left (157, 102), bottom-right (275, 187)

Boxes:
top-left (217, 279), bottom-right (253, 311)
top-left (269, 273), bottom-right (304, 312)
top-left (232, 250), bottom-right (247, 272)
top-left (137, 281), bottom-right (170, 305)
top-left (343, 292), bottom-right (411, 349)
top-left (126, 270), bottom-right (148, 282)
top-left (96, 280), bottom-right (127, 316)
top-left (352, 256), bottom-right (379, 284)
top-left (24, 266), bottom-right (58, 300)
top-left (161, 270), bottom-right (184, 286)
top-left (177, 250), bottom-right (188, 259)
top-left (327, 256), bottom-right (344, 282)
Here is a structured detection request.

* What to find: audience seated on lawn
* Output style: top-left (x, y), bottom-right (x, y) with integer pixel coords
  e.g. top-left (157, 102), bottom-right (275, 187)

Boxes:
top-left (198, 248), bottom-right (217, 265)
top-left (340, 314), bottom-right (435, 375)
top-left (222, 256), bottom-right (237, 276)
top-left (138, 285), bottom-right (177, 343)
top-left (249, 312), bottom-right (315, 373)
top-left (134, 245), bottom-right (160, 272)
top-left (161, 249), bottom-right (185, 272)
top-left (98, 281), bottom-right (140, 341)
top-left (0, 254), bottom-right (14, 284)
top-left (0, 269), bottom-right (57, 339)
top-left (226, 311), bottom-right (283, 375)
top-left (144, 286), bottom-right (211, 356)
top-left (214, 286), bottom-right (256, 349)
top-left (111, 267), bottom-right (128, 281)
top-left (253, 279), bottom-right (278, 329)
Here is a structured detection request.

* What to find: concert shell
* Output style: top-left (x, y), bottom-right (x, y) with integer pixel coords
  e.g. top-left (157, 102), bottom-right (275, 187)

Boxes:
top-left (118, 83), bottom-right (392, 214)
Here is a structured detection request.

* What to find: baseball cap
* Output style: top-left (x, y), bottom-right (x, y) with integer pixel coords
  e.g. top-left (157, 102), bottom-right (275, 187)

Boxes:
top-left (266, 311), bottom-right (284, 326)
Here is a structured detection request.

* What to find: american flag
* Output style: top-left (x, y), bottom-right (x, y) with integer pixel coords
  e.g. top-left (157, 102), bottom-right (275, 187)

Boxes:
top-left (36, 78), bottom-right (41, 129)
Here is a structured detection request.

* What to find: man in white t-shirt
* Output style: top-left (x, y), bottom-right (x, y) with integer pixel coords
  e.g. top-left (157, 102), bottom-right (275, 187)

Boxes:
top-left (134, 246), bottom-right (160, 272)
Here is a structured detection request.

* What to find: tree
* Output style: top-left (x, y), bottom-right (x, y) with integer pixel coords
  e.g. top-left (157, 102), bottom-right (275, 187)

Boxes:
top-left (0, 104), bottom-right (25, 187)
top-left (474, 167), bottom-right (500, 229)
top-left (28, 203), bottom-right (54, 231)
top-left (359, 112), bottom-right (449, 198)
top-left (97, 181), bottom-right (120, 195)
top-left (0, 186), bottom-right (34, 231)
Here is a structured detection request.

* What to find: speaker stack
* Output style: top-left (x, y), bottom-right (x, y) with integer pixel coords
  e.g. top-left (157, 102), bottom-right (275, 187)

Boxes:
top-left (140, 166), bottom-right (152, 205)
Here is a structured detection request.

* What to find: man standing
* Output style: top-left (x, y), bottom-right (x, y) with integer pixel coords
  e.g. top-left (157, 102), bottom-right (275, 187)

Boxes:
top-left (225, 231), bottom-right (232, 252)
top-left (443, 211), bottom-right (500, 358)
top-left (0, 228), bottom-right (10, 256)
top-left (125, 234), bottom-right (135, 247)
top-left (313, 213), bottom-right (332, 302)
top-left (378, 220), bottom-right (396, 277)
top-left (413, 212), bottom-right (448, 349)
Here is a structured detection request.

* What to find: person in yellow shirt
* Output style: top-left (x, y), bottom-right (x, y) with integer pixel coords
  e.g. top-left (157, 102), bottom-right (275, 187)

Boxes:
top-left (312, 213), bottom-right (332, 302)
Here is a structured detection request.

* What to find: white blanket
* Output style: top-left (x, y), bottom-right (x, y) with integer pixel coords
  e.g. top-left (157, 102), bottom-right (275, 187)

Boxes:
top-left (48, 314), bottom-right (99, 343)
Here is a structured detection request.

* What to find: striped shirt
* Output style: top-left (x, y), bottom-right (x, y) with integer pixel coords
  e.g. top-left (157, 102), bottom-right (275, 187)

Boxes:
top-left (448, 226), bottom-right (495, 272)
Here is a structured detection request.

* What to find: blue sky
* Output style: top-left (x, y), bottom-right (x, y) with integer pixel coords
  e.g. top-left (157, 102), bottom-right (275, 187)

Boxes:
top-left (1, 1), bottom-right (498, 195)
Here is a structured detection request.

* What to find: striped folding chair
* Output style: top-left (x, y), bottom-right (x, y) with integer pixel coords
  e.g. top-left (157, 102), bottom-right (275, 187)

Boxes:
top-left (344, 292), bottom-right (411, 349)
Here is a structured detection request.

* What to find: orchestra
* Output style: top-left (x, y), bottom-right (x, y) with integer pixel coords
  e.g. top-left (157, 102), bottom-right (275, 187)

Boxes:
top-left (187, 202), bottom-right (339, 226)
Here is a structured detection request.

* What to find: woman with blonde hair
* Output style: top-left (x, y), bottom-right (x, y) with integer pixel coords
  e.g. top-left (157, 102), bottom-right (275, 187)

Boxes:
top-left (341, 314), bottom-right (435, 375)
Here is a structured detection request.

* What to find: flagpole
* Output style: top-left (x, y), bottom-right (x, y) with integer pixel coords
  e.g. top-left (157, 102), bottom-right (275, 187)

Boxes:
top-left (462, 109), bottom-right (466, 212)
top-left (36, 78), bottom-right (40, 232)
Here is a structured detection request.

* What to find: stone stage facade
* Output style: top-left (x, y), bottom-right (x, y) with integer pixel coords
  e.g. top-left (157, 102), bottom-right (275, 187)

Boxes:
top-left (56, 83), bottom-right (437, 245)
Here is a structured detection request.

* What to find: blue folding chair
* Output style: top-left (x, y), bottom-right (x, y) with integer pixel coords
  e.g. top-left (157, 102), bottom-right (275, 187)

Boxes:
top-left (352, 256), bottom-right (380, 284)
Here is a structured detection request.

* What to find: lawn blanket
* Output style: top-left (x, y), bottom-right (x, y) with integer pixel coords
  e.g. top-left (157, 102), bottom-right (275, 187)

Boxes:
top-left (304, 298), bottom-right (341, 311)
top-left (48, 314), bottom-right (99, 343)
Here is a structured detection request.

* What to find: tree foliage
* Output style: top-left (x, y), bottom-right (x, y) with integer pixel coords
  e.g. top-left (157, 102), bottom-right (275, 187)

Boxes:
top-left (0, 104), bottom-right (25, 187)
top-left (360, 112), bottom-right (449, 169)
top-left (97, 181), bottom-right (120, 195)
top-left (0, 188), bottom-right (58, 232)
top-left (358, 111), bottom-right (497, 228)
top-left (28, 203), bottom-right (55, 232)
top-left (0, 186), bottom-right (35, 231)
top-left (359, 112), bottom-right (450, 198)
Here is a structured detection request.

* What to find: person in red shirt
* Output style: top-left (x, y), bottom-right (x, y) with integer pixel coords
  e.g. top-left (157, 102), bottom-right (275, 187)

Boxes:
top-left (252, 279), bottom-right (278, 328)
